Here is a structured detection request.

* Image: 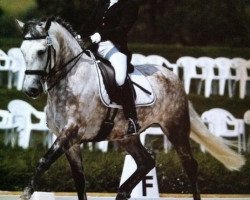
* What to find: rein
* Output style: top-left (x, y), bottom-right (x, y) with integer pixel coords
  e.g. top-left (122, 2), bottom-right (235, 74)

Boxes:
top-left (24, 33), bottom-right (86, 91)
top-left (46, 50), bottom-right (85, 91)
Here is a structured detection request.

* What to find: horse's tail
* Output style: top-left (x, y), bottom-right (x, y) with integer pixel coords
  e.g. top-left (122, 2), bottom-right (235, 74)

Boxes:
top-left (188, 101), bottom-right (245, 171)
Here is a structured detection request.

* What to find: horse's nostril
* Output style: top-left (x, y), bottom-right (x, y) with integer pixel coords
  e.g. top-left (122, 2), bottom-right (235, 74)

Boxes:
top-left (30, 87), bottom-right (39, 95)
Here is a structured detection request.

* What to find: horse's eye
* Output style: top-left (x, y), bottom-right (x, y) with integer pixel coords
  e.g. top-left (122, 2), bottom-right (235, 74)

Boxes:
top-left (37, 50), bottom-right (46, 56)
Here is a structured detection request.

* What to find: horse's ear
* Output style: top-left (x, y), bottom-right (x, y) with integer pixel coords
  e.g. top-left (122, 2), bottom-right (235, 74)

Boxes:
top-left (44, 16), bottom-right (55, 31)
top-left (15, 19), bottom-right (25, 33)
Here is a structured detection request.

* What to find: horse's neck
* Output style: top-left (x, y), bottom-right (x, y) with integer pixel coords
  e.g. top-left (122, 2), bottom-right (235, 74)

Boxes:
top-left (47, 23), bottom-right (85, 89)
top-left (47, 24), bottom-right (97, 103)
top-left (47, 54), bottom-right (98, 131)
top-left (51, 23), bottom-right (82, 66)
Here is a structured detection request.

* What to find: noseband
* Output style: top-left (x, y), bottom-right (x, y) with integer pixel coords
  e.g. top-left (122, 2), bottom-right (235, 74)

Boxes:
top-left (23, 33), bottom-right (85, 91)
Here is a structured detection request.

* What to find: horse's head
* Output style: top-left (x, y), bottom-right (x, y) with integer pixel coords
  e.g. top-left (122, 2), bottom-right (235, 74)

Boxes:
top-left (16, 17), bottom-right (58, 98)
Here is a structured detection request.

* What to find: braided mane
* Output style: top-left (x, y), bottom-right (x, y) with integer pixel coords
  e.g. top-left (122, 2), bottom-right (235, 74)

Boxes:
top-left (23, 16), bottom-right (79, 39)
top-left (54, 16), bottom-right (79, 39)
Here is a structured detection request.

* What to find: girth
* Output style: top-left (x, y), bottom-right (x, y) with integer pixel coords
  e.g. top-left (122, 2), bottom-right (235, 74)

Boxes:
top-left (92, 107), bottom-right (118, 142)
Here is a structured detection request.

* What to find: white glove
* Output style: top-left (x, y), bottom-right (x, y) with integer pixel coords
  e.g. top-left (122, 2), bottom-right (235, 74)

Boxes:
top-left (90, 32), bottom-right (101, 43)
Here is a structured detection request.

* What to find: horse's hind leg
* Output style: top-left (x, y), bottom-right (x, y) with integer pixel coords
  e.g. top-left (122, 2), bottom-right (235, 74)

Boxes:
top-left (65, 144), bottom-right (87, 200)
top-left (116, 136), bottom-right (155, 200)
top-left (167, 126), bottom-right (201, 200)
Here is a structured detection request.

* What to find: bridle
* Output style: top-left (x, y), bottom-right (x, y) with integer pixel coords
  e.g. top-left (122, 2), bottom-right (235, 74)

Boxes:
top-left (24, 33), bottom-right (56, 77)
top-left (23, 33), bottom-right (85, 91)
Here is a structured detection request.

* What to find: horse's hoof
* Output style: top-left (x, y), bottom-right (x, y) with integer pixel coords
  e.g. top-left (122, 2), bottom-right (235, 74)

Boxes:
top-left (116, 192), bottom-right (130, 200)
top-left (19, 187), bottom-right (33, 200)
top-left (18, 194), bottom-right (29, 200)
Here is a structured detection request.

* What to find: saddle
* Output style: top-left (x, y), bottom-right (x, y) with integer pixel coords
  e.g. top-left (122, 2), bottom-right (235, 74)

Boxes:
top-left (95, 56), bottom-right (123, 104)
top-left (93, 55), bottom-right (155, 108)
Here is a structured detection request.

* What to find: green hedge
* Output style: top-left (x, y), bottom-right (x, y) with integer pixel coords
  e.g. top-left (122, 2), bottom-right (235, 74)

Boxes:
top-left (0, 37), bottom-right (22, 52)
top-left (0, 143), bottom-right (250, 194)
top-left (129, 43), bottom-right (250, 62)
top-left (0, 88), bottom-right (47, 111)
top-left (1, 37), bottom-right (250, 62)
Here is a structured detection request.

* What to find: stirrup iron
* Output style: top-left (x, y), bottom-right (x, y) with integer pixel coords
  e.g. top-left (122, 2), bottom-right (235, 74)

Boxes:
top-left (127, 118), bottom-right (140, 135)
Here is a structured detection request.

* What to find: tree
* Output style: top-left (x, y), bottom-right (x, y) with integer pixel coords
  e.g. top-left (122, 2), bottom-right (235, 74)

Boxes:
top-left (34, 0), bottom-right (250, 46)
top-left (36, 0), bottom-right (95, 31)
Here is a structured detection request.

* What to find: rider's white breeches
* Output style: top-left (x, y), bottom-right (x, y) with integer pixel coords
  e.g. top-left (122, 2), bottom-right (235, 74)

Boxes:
top-left (97, 41), bottom-right (127, 86)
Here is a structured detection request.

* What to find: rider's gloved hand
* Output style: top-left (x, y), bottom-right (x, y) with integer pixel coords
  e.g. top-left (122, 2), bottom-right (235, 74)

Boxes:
top-left (81, 37), bottom-right (93, 50)
top-left (90, 32), bottom-right (101, 43)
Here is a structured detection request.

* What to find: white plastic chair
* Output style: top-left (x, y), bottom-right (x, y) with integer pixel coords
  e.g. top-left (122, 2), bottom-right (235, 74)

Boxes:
top-left (0, 110), bottom-right (14, 129)
top-left (244, 110), bottom-right (250, 152)
top-left (84, 142), bottom-right (109, 152)
top-left (232, 58), bottom-right (250, 99)
top-left (196, 57), bottom-right (216, 98)
top-left (146, 55), bottom-right (179, 76)
top-left (131, 53), bottom-right (147, 65)
top-left (230, 57), bottom-right (246, 98)
top-left (0, 49), bottom-right (12, 88)
top-left (0, 109), bottom-right (17, 147)
top-left (176, 56), bottom-right (206, 94)
top-left (7, 99), bottom-right (51, 149)
top-left (240, 60), bottom-right (250, 99)
top-left (7, 48), bottom-right (26, 91)
top-left (214, 57), bottom-right (240, 98)
top-left (201, 108), bottom-right (246, 152)
top-left (140, 127), bottom-right (171, 153)
top-left (95, 141), bottom-right (109, 152)
top-left (244, 110), bottom-right (250, 125)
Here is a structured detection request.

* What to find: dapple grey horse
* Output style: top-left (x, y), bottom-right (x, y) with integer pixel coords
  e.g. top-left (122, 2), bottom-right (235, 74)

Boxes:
top-left (16, 17), bottom-right (244, 200)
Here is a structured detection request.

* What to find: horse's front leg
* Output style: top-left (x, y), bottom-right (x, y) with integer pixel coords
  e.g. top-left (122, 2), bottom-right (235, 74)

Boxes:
top-left (65, 144), bottom-right (87, 200)
top-left (19, 124), bottom-right (82, 200)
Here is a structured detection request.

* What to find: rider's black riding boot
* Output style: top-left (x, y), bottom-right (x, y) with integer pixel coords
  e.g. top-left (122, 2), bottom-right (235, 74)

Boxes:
top-left (119, 77), bottom-right (141, 135)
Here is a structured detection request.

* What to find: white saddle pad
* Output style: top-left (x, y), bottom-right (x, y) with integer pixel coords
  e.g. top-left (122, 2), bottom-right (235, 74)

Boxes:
top-left (95, 61), bottom-right (156, 109)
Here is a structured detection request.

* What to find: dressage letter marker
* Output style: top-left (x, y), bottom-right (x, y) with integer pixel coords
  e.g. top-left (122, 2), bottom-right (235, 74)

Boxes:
top-left (120, 155), bottom-right (159, 198)
top-left (142, 175), bottom-right (153, 196)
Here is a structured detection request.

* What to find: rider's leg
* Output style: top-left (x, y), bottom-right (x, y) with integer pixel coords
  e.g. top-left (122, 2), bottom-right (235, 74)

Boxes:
top-left (107, 50), bottom-right (127, 86)
top-left (107, 49), bottom-right (140, 135)
top-left (97, 42), bottom-right (140, 135)
top-left (118, 77), bottom-right (141, 135)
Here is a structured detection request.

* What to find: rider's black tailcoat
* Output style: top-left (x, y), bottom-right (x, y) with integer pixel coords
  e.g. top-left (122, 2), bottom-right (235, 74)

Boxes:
top-left (81, 0), bottom-right (139, 55)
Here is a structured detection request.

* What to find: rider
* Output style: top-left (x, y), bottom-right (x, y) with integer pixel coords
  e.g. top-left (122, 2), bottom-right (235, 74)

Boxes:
top-left (80, 0), bottom-right (140, 135)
